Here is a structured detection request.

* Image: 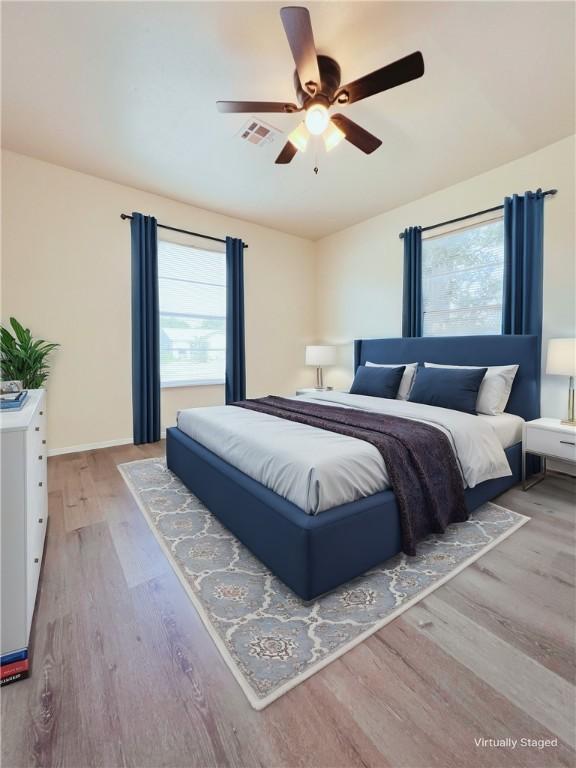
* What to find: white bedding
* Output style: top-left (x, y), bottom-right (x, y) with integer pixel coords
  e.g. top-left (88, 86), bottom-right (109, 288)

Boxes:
top-left (477, 411), bottom-right (524, 448)
top-left (177, 392), bottom-right (515, 515)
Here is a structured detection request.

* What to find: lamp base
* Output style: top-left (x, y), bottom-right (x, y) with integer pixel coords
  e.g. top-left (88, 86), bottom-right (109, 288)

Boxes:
top-left (314, 386), bottom-right (333, 391)
top-left (562, 377), bottom-right (575, 426)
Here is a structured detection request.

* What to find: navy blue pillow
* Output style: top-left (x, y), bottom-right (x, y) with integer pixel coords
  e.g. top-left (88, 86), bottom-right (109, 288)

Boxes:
top-left (350, 365), bottom-right (406, 399)
top-left (408, 366), bottom-right (488, 414)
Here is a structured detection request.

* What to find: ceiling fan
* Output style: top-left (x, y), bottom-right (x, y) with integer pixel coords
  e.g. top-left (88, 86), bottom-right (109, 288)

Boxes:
top-left (217, 6), bottom-right (424, 164)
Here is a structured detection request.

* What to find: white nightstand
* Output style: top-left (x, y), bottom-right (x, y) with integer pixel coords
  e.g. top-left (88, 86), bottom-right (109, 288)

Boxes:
top-left (522, 418), bottom-right (576, 490)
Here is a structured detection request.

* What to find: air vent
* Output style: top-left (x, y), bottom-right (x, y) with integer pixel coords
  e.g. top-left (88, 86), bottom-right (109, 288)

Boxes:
top-left (237, 119), bottom-right (282, 147)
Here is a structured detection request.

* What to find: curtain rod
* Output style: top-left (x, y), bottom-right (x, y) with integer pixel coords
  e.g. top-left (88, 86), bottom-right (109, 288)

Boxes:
top-left (398, 189), bottom-right (557, 239)
top-left (120, 213), bottom-right (248, 248)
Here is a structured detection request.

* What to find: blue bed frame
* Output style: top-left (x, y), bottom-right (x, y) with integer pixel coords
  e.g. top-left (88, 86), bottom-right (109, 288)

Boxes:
top-left (166, 335), bottom-right (539, 600)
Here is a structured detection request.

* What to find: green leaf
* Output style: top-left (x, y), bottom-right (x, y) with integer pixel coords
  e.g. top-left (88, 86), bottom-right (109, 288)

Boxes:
top-left (9, 317), bottom-right (30, 346)
top-left (0, 317), bottom-right (59, 389)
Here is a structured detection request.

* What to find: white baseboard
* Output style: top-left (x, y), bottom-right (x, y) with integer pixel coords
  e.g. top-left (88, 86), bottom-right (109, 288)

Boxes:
top-left (48, 437), bottom-right (133, 456)
top-left (48, 430), bottom-right (168, 457)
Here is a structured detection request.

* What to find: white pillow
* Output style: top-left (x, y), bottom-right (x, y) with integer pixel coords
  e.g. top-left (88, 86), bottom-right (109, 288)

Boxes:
top-left (423, 362), bottom-right (519, 415)
top-left (365, 362), bottom-right (418, 400)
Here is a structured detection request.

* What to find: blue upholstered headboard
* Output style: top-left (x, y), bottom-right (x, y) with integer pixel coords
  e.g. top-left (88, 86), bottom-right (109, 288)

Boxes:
top-left (354, 335), bottom-right (540, 422)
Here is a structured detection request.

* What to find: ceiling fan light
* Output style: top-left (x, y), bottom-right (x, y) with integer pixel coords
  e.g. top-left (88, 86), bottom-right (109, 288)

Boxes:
top-left (305, 104), bottom-right (329, 135)
top-left (323, 122), bottom-right (345, 151)
top-left (288, 122), bottom-right (309, 152)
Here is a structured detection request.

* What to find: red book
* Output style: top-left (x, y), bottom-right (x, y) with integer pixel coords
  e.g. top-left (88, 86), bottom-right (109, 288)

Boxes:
top-left (1, 659), bottom-right (29, 679)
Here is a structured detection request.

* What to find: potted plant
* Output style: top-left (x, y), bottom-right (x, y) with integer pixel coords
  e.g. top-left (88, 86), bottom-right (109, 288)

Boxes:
top-left (0, 317), bottom-right (60, 389)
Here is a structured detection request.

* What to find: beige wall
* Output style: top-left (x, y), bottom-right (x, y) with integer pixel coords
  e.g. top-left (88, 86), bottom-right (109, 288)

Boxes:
top-left (2, 137), bottom-right (574, 453)
top-left (1, 150), bottom-right (316, 452)
top-left (316, 135), bottom-right (576, 419)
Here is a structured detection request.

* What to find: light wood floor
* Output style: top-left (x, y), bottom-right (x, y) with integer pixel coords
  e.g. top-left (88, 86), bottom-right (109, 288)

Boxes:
top-left (1, 442), bottom-right (575, 768)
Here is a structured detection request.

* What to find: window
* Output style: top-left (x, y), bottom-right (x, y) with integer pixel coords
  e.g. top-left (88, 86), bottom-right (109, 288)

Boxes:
top-left (421, 217), bottom-right (505, 337)
top-left (158, 240), bottom-right (226, 387)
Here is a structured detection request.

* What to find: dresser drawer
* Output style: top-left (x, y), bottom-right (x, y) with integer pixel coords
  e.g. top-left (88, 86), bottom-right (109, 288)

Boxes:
top-left (31, 406), bottom-right (46, 448)
top-left (27, 495), bottom-right (47, 634)
top-left (26, 549), bottom-right (42, 633)
top-left (526, 429), bottom-right (576, 461)
top-left (32, 451), bottom-right (47, 493)
top-left (27, 441), bottom-right (47, 517)
top-left (27, 487), bottom-right (48, 549)
top-left (28, 512), bottom-right (47, 564)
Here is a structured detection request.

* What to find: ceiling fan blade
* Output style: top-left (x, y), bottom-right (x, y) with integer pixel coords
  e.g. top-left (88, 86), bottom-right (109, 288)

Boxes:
top-left (280, 7), bottom-right (321, 94)
top-left (330, 114), bottom-right (382, 154)
top-left (335, 51), bottom-right (424, 105)
top-left (275, 141), bottom-right (298, 164)
top-left (217, 100), bottom-right (300, 113)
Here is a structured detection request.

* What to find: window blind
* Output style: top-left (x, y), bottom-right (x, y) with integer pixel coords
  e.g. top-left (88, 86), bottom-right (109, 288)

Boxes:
top-left (158, 240), bottom-right (226, 386)
top-left (422, 218), bottom-right (505, 337)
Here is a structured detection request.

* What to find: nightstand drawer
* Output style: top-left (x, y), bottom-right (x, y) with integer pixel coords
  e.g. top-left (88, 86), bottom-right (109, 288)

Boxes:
top-left (526, 429), bottom-right (576, 461)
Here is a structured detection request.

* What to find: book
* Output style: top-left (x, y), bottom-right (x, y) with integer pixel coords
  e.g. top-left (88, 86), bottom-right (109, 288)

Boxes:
top-left (0, 391), bottom-right (24, 402)
top-left (1, 659), bottom-right (29, 679)
top-left (0, 670), bottom-right (29, 686)
top-left (1, 649), bottom-right (27, 666)
top-left (0, 391), bottom-right (28, 411)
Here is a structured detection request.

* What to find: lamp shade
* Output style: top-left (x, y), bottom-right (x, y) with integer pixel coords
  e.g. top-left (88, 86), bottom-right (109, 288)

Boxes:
top-left (305, 345), bottom-right (336, 367)
top-left (546, 338), bottom-right (576, 376)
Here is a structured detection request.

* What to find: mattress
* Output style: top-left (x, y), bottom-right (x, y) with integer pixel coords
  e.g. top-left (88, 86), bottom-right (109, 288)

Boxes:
top-left (177, 391), bottom-right (514, 515)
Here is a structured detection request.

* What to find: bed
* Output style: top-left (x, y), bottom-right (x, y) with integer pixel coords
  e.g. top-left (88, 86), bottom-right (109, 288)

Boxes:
top-left (166, 335), bottom-right (539, 600)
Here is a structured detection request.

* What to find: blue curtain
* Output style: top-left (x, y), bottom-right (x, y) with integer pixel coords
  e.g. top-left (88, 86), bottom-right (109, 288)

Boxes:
top-left (502, 189), bottom-right (544, 358)
top-left (402, 226), bottom-right (423, 337)
top-left (130, 212), bottom-right (161, 444)
top-left (225, 237), bottom-right (246, 404)
top-left (503, 189), bottom-right (545, 472)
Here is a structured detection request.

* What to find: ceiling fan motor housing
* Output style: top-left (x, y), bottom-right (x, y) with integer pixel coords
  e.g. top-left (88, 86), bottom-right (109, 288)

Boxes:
top-left (294, 55), bottom-right (342, 106)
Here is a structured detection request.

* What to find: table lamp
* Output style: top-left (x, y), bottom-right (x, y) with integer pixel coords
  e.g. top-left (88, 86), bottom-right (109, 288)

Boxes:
top-left (305, 345), bottom-right (336, 390)
top-left (546, 338), bottom-right (576, 425)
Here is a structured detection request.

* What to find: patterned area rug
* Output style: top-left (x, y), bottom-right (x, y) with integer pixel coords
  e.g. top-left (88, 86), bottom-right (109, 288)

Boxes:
top-left (119, 458), bottom-right (529, 710)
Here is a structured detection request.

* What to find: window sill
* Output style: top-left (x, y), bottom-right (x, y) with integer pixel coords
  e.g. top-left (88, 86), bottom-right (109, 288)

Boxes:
top-left (161, 380), bottom-right (225, 389)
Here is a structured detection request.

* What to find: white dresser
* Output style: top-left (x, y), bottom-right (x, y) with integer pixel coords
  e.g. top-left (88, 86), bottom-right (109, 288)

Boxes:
top-left (1, 390), bottom-right (48, 661)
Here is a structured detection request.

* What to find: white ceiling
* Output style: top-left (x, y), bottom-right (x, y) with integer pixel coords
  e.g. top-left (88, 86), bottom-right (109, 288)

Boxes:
top-left (2, 1), bottom-right (574, 239)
